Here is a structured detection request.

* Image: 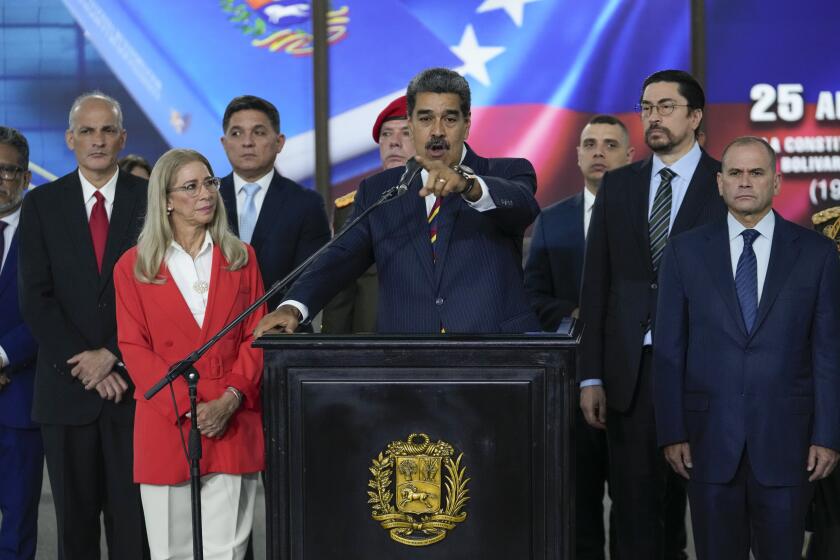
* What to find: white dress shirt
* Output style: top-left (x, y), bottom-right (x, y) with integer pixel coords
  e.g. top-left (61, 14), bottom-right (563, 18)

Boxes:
top-left (233, 169), bottom-right (273, 228)
top-left (582, 140), bottom-right (704, 388)
top-left (642, 140), bottom-right (702, 345)
top-left (583, 187), bottom-right (596, 240)
top-left (165, 231), bottom-right (214, 328)
top-left (79, 169), bottom-right (119, 220)
top-left (285, 146), bottom-right (496, 320)
top-left (0, 207), bottom-right (21, 368)
top-left (728, 210), bottom-right (774, 301)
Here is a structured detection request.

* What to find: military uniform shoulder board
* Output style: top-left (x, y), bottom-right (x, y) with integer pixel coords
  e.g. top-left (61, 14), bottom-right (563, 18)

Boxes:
top-left (335, 190), bottom-right (357, 209)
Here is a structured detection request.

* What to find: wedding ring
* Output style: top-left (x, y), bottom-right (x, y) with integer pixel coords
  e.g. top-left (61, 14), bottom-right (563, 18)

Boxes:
top-left (437, 178), bottom-right (446, 183)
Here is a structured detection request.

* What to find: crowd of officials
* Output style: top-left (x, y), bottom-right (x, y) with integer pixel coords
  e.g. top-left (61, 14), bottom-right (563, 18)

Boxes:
top-left (0, 66), bottom-right (839, 560)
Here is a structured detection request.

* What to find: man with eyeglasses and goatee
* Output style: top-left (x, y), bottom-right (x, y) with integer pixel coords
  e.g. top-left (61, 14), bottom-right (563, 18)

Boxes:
top-left (577, 70), bottom-right (726, 560)
top-left (18, 92), bottom-right (150, 560)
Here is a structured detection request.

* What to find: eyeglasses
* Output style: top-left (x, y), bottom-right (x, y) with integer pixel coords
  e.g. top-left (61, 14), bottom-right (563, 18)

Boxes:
top-left (0, 165), bottom-right (24, 181)
top-left (167, 177), bottom-right (221, 197)
top-left (634, 102), bottom-right (691, 117)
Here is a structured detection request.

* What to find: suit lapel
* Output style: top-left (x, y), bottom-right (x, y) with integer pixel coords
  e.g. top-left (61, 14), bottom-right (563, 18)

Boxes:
top-left (432, 194), bottom-right (462, 289)
top-left (219, 175), bottom-right (239, 237)
top-left (0, 232), bottom-right (17, 298)
top-left (155, 265), bottom-right (203, 340)
top-left (672, 152), bottom-right (716, 236)
top-left (432, 147), bottom-right (485, 288)
top-left (98, 172), bottom-right (140, 293)
top-left (250, 174), bottom-right (288, 250)
top-left (61, 172), bottom-right (101, 283)
top-left (199, 246), bottom-right (242, 342)
top-left (626, 159), bottom-right (654, 269)
top-left (403, 174), bottom-right (435, 285)
top-left (702, 221), bottom-right (748, 336)
top-left (752, 213), bottom-right (800, 335)
top-left (569, 193), bottom-right (586, 282)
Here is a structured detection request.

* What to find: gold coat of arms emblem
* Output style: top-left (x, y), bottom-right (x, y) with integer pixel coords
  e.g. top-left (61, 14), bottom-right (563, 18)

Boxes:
top-left (368, 433), bottom-right (470, 546)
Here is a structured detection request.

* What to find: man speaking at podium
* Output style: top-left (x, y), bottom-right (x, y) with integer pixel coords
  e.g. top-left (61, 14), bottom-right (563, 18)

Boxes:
top-left (254, 67), bottom-right (541, 336)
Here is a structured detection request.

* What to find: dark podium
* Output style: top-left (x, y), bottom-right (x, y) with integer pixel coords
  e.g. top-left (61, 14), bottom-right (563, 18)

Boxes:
top-left (254, 332), bottom-right (579, 560)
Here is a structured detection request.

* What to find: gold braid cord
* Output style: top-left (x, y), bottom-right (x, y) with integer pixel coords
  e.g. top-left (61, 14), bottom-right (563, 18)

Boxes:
top-left (368, 433), bottom-right (470, 546)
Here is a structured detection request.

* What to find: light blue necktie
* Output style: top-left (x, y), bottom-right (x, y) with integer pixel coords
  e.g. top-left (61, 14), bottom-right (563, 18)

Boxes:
top-left (735, 229), bottom-right (759, 333)
top-left (239, 183), bottom-right (260, 244)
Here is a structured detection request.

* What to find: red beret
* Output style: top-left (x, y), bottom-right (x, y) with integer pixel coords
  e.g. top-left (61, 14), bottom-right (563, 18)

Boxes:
top-left (372, 96), bottom-right (408, 143)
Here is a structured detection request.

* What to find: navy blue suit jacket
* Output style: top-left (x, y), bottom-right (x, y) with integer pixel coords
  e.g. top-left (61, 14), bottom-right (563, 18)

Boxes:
top-left (0, 223), bottom-right (38, 429)
top-left (654, 213), bottom-right (840, 486)
top-left (286, 147), bottom-right (541, 333)
top-left (524, 192), bottom-right (585, 331)
top-left (220, 171), bottom-right (330, 311)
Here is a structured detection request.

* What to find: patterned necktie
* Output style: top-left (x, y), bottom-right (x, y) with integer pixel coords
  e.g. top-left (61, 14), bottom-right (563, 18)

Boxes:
top-left (239, 183), bottom-right (260, 244)
top-left (649, 167), bottom-right (676, 272)
top-left (428, 196), bottom-right (442, 261)
top-left (89, 191), bottom-right (109, 272)
top-left (0, 220), bottom-right (7, 272)
top-left (735, 229), bottom-right (760, 333)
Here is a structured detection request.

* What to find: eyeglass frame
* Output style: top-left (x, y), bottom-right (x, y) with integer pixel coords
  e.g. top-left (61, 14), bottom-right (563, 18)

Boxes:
top-left (166, 176), bottom-right (222, 197)
top-left (634, 101), bottom-right (694, 117)
top-left (0, 164), bottom-right (25, 181)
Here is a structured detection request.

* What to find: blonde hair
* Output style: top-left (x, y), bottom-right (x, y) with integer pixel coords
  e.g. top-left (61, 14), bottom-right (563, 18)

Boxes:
top-left (134, 148), bottom-right (248, 283)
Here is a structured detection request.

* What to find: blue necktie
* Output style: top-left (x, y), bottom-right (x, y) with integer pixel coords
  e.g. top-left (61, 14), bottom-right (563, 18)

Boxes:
top-left (239, 183), bottom-right (260, 244)
top-left (735, 229), bottom-right (760, 333)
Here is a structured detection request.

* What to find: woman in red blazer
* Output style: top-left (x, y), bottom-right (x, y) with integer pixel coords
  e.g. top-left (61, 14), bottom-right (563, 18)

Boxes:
top-left (114, 148), bottom-right (265, 560)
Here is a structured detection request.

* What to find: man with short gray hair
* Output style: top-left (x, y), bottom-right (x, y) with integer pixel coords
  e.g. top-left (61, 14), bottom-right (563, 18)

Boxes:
top-left (18, 92), bottom-right (149, 559)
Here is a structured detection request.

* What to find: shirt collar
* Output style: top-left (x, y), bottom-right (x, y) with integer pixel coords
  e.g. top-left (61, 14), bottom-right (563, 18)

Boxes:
top-left (0, 205), bottom-right (22, 228)
top-left (234, 169), bottom-right (274, 195)
top-left (583, 187), bottom-right (596, 212)
top-left (168, 229), bottom-right (214, 258)
top-left (727, 209), bottom-right (776, 242)
top-left (79, 168), bottom-right (119, 205)
top-left (651, 140), bottom-right (702, 182)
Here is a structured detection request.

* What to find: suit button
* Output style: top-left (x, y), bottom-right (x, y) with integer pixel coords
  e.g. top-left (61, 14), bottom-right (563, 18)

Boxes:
top-left (435, 297), bottom-right (444, 306)
top-left (650, 282), bottom-right (658, 290)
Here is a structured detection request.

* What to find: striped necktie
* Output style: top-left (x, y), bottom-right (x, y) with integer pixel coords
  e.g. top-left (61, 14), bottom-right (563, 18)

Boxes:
top-left (428, 196), bottom-right (442, 261)
top-left (649, 167), bottom-right (676, 272)
top-left (735, 229), bottom-right (760, 333)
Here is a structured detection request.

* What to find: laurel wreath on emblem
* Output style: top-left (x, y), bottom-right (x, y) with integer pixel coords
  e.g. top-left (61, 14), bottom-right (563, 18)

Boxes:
top-left (368, 433), bottom-right (470, 546)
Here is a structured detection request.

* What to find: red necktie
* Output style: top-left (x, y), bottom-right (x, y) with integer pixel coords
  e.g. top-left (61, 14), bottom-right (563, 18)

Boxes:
top-left (89, 190), bottom-right (109, 272)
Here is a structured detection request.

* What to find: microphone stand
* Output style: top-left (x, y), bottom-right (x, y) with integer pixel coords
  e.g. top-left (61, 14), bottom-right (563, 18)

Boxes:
top-left (143, 173), bottom-right (415, 560)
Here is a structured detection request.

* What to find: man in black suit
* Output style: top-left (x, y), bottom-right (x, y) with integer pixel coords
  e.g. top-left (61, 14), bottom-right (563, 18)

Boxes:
top-left (218, 95), bottom-right (331, 311)
top-left (525, 114), bottom-right (633, 559)
top-left (578, 70), bottom-right (727, 559)
top-left (18, 92), bottom-right (149, 559)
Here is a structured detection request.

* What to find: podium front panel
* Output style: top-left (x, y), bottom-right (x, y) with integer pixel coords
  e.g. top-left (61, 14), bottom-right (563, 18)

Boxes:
top-left (256, 334), bottom-right (577, 560)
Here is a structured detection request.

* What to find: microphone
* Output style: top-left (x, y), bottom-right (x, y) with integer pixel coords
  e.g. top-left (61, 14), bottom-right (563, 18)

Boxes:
top-left (396, 156), bottom-right (420, 194)
top-left (378, 157), bottom-right (420, 202)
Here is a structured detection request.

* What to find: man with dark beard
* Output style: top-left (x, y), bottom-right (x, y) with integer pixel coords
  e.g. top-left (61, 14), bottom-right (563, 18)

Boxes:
top-left (578, 70), bottom-right (726, 559)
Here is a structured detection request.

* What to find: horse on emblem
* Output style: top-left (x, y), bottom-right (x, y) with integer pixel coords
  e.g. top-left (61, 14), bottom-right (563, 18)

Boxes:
top-left (399, 484), bottom-right (436, 510)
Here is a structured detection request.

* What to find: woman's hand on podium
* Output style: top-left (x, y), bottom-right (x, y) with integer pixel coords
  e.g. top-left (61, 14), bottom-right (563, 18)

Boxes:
top-left (254, 304), bottom-right (301, 337)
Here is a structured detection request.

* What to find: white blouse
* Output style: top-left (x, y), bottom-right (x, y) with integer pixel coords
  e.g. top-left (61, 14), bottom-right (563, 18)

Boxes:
top-left (165, 231), bottom-right (213, 327)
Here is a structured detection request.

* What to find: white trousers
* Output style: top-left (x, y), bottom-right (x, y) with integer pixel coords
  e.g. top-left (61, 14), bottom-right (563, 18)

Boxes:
top-left (140, 473), bottom-right (258, 560)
